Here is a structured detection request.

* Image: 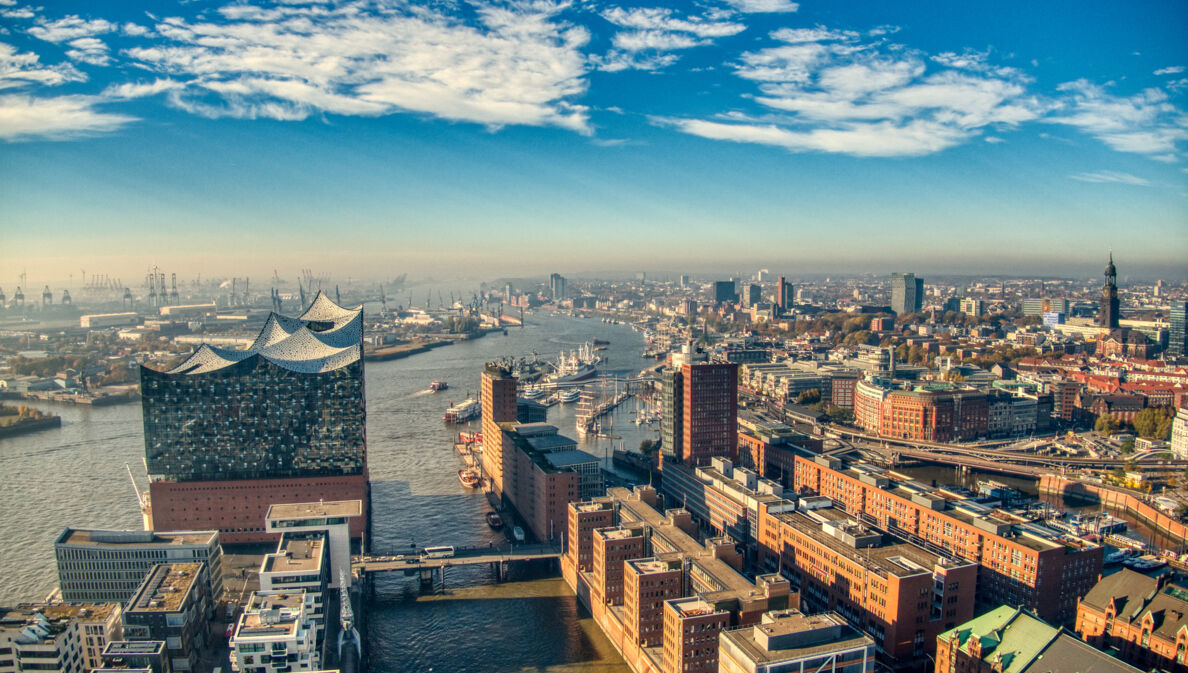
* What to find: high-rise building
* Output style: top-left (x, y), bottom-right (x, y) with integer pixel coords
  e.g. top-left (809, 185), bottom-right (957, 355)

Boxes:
top-left (481, 363), bottom-right (520, 500)
top-left (139, 291), bottom-right (369, 543)
top-left (890, 272), bottom-right (923, 315)
top-left (663, 598), bottom-right (728, 673)
top-left (714, 281), bottom-right (737, 305)
top-left (775, 276), bottom-right (791, 312)
top-left (1168, 301), bottom-right (1187, 358)
top-left (1100, 252), bottom-right (1120, 329)
top-left (663, 352), bottom-right (738, 467)
top-left (679, 274), bottom-right (690, 289)
top-left (549, 273), bottom-right (568, 301)
top-left (744, 283), bottom-right (762, 307)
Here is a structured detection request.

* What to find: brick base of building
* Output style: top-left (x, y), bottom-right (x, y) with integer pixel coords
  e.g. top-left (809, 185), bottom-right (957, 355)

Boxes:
top-left (148, 473), bottom-right (369, 544)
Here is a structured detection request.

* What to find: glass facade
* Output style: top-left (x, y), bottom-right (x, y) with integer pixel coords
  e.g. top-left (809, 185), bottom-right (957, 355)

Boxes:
top-left (141, 356), bottom-right (366, 481)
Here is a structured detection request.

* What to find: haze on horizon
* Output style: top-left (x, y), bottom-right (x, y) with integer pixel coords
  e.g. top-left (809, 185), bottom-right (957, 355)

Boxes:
top-left (1, 0), bottom-right (1185, 285)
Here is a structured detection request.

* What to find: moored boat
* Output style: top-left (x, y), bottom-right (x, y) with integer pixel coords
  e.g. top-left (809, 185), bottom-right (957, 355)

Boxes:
top-left (443, 398), bottom-right (481, 423)
top-left (1123, 555), bottom-right (1167, 571)
top-left (458, 468), bottom-right (480, 488)
top-left (486, 512), bottom-right (504, 529)
top-left (512, 526), bottom-right (526, 543)
top-left (558, 388), bottom-right (581, 403)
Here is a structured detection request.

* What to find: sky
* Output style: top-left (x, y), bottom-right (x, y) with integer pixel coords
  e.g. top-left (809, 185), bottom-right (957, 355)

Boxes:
top-left (1, 0), bottom-right (1186, 285)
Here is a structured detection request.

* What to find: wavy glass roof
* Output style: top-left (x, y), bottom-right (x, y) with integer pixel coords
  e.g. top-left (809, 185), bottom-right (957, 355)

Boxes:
top-left (168, 291), bottom-right (362, 375)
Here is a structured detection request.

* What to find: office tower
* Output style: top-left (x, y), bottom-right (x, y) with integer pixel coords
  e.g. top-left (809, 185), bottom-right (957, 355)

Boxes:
top-left (744, 283), bottom-right (762, 307)
top-left (55, 528), bottom-right (223, 604)
top-left (1100, 253), bottom-right (1120, 329)
top-left (1168, 301), bottom-right (1187, 357)
top-left (666, 360), bottom-right (737, 466)
top-left (549, 273), bottom-right (568, 301)
top-left (890, 272), bottom-right (923, 315)
top-left (481, 363), bottom-right (519, 500)
top-left (714, 281), bottom-right (737, 304)
top-left (663, 598), bottom-right (728, 673)
top-left (139, 291), bottom-right (369, 543)
top-left (775, 276), bottom-right (791, 312)
top-left (624, 558), bottom-right (683, 648)
top-left (679, 274), bottom-right (690, 289)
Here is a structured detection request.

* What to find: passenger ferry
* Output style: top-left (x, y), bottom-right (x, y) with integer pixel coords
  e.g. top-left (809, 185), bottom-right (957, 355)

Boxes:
top-left (443, 398), bottom-right (481, 423)
top-left (429, 380), bottom-right (448, 392)
top-left (458, 468), bottom-right (480, 488)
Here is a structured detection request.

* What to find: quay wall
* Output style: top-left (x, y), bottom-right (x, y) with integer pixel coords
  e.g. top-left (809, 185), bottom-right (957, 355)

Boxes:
top-left (1039, 474), bottom-right (1188, 547)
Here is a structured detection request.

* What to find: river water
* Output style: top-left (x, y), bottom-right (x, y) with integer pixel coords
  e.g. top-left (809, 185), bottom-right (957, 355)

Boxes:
top-left (0, 313), bottom-right (649, 672)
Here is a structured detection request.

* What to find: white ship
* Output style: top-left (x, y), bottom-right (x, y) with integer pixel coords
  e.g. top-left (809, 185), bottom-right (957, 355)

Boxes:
top-left (545, 342), bottom-right (599, 384)
top-left (443, 398), bottom-right (481, 423)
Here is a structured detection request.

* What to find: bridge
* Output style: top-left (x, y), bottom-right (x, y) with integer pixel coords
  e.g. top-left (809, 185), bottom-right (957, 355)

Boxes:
top-left (352, 544), bottom-right (562, 591)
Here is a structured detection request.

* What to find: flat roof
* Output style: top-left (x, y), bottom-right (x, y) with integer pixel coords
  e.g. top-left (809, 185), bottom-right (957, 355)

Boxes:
top-left (610, 487), bottom-right (770, 602)
top-left (545, 449), bottom-right (600, 468)
top-left (57, 528), bottom-right (217, 547)
top-left (128, 563), bottom-right (202, 613)
top-left (627, 558), bottom-right (681, 575)
top-left (267, 500), bottom-right (362, 520)
top-left (774, 510), bottom-right (966, 578)
top-left (103, 641), bottom-right (164, 656)
top-left (598, 527), bottom-right (643, 541)
top-left (723, 612), bottom-right (874, 664)
top-left (262, 537), bottom-right (324, 574)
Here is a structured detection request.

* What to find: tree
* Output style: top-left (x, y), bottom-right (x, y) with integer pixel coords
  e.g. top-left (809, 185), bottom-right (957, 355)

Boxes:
top-left (824, 404), bottom-right (853, 423)
top-left (796, 389), bottom-right (821, 405)
top-left (1133, 407), bottom-right (1175, 440)
top-left (1119, 437), bottom-right (1135, 454)
top-left (639, 439), bottom-right (656, 455)
top-left (1095, 415), bottom-right (1123, 436)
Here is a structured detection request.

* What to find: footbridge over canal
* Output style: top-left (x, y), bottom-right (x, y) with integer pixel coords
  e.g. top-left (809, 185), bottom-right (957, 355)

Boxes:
top-left (352, 543), bottom-right (562, 592)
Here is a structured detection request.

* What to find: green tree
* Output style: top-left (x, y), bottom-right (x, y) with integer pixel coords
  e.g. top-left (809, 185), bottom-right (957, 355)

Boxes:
top-left (1095, 415), bottom-right (1123, 435)
top-left (824, 404), bottom-right (853, 423)
top-left (1133, 407), bottom-right (1175, 440)
top-left (796, 389), bottom-right (821, 405)
top-left (1119, 437), bottom-right (1135, 454)
top-left (639, 439), bottom-right (656, 455)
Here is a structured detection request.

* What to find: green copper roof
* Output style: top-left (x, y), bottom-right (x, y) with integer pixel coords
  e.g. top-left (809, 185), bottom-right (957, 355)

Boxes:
top-left (938, 606), bottom-right (1060, 673)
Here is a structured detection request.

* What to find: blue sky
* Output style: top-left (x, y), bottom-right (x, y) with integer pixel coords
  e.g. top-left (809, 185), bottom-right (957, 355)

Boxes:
top-left (1, 0), bottom-right (1186, 283)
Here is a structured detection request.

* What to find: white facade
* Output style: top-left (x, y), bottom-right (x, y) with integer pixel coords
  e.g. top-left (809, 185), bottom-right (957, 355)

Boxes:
top-left (1172, 407), bottom-right (1188, 460)
top-left (265, 501), bottom-right (361, 590)
top-left (0, 604), bottom-right (122, 673)
top-left (230, 591), bottom-right (320, 673)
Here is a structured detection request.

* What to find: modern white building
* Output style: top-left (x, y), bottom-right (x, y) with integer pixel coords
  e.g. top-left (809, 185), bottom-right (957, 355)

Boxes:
top-left (54, 528), bottom-right (222, 604)
top-left (1172, 407), bottom-right (1188, 460)
top-left (265, 501), bottom-right (361, 590)
top-left (230, 591), bottom-right (321, 673)
top-left (259, 532), bottom-right (330, 656)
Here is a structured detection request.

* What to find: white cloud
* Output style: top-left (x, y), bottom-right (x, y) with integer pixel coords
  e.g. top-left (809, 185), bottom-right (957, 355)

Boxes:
top-left (1069, 170), bottom-right (1150, 186)
top-left (721, 0), bottom-right (798, 13)
top-left (664, 29), bottom-right (1043, 157)
top-left (1154, 66), bottom-right (1184, 76)
top-left (0, 41), bottom-right (85, 89)
top-left (28, 15), bottom-right (116, 43)
top-left (770, 27), bottom-right (857, 44)
top-left (102, 78), bottom-right (184, 99)
top-left (122, 0), bottom-right (593, 132)
top-left (65, 37), bottom-right (110, 66)
top-left (984, 135), bottom-right (1004, 143)
top-left (122, 23), bottom-right (150, 37)
top-left (2, 7), bottom-right (34, 19)
top-left (601, 7), bottom-right (745, 39)
top-left (597, 6), bottom-right (744, 71)
top-left (0, 93), bottom-right (135, 140)
top-left (1051, 79), bottom-right (1188, 159)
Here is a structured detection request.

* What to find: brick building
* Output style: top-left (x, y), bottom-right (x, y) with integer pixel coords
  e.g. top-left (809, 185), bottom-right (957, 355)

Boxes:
top-left (793, 455), bottom-right (1102, 624)
top-left (1076, 569), bottom-right (1188, 672)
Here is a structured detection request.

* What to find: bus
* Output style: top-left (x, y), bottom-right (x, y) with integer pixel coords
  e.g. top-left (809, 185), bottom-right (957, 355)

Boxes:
top-left (421, 546), bottom-right (455, 559)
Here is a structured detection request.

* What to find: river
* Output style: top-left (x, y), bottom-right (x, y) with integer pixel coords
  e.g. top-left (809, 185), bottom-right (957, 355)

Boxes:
top-left (0, 312), bottom-right (648, 672)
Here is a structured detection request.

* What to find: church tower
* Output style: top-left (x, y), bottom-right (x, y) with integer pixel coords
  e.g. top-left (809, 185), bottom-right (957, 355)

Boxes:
top-left (1100, 252), bottom-right (1120, 329)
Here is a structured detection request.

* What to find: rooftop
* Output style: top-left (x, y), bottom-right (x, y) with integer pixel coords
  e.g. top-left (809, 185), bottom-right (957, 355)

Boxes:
top-left (128, 563), bottom-right (202, 613)
top-left (262, 536), bottom-right (325, 574)
top-left (775, 509), bottom-right (967, 578)
top-left (722, 610), bottom-right (875, 665)
top-left (544, 449), bottom-right (601, 468)
top-left (267, 500), bottom-right (362, 521)
top-left (669, 597), bottom-right (726, 618)
top-left (627, 558), bottom-right (682, 575)
top-left (57, 528), bottom-right (217, 547)
top-left (163, 291), bottom-right (361, 376)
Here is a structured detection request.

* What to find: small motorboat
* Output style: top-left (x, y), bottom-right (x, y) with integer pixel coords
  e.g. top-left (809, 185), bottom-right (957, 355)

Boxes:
top-left (486, 512), bottom-right (504, 530)
top-left (430, 380), bottom-right (448, 392)
top-left (458, 468), bottom-right (480, 488)
top-left (512, 526), bottom-right (526, 543)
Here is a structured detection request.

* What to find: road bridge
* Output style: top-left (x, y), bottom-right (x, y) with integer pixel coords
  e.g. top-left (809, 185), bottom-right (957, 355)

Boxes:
top-left (353, 544), bottom-right (562, 592)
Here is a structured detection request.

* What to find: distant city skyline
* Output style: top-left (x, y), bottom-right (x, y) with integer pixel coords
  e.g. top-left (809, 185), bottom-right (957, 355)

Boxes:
top-left (1, 0), bottom-right (1185, 280)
